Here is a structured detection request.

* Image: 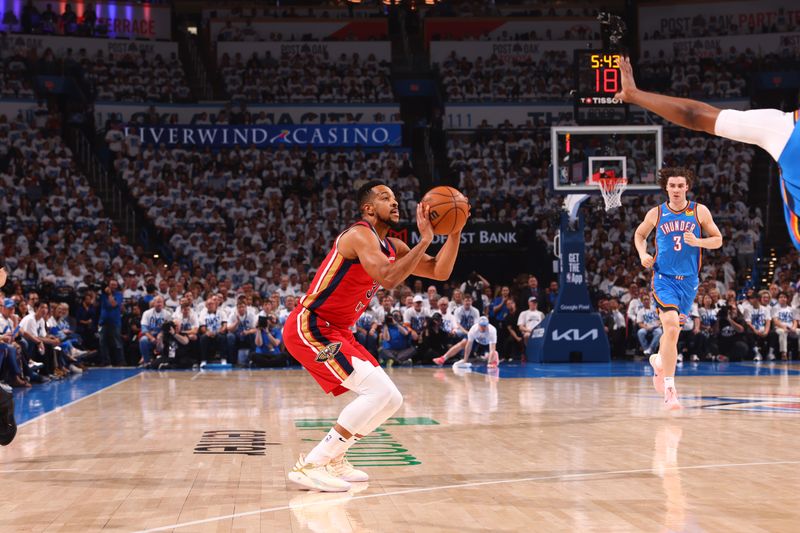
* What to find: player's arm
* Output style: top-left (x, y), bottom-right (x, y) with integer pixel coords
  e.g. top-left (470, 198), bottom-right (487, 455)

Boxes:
top-left (615, 56), bottom-right (721, 135)
top-left (391, 229), bottom-right (463, 281)
top-left (634, 207), bottom-right (659, 268)
top-left (685, 204), bottom-right (723, 250)
top-left (340, 203), bottom-right (434, 289)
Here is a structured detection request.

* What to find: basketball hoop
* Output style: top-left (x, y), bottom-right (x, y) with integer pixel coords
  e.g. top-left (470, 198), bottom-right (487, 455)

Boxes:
top-left (596, 177), bottom-right (628, 211)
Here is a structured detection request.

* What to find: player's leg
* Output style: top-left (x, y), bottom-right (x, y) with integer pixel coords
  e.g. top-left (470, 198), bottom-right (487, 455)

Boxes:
top-left (657, 310), bottom-right (682, 410)
top-left (434, 338), bottom-right (466, 365)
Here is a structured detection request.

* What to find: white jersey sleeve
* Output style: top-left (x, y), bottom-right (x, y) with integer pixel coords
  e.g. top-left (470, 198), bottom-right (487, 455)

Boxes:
top-left (715, 108), bottom-right (794, 162)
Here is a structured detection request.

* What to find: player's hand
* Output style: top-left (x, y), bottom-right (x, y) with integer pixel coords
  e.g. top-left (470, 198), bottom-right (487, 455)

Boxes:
top-left (450, 196), bottom-right (470, 237)
top-left (683, 232), bottom-right (699, 247)
top-left (639, 253), bottom-right (655, 269)
top-left (614, 56), bottom-right (637, 103)
top-left (416, 202), bottom-right (434, 243)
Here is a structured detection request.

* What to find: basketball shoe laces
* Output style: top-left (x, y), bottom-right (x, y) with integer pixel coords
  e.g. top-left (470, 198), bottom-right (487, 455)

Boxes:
top-left (327, 455), bottom-right (356, 477)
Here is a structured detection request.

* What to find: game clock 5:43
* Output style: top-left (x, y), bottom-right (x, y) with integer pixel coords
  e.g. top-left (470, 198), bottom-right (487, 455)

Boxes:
top-left (573, 50), bottom-right (628, 124)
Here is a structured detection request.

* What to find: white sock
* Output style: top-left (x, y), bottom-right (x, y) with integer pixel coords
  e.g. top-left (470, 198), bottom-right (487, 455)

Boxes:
top-left (664, 377), bottom-right (675, 390)
top-left (305, 428), bottom-right (354, 466)
top-left (332, 436), bottom-right (361, 462)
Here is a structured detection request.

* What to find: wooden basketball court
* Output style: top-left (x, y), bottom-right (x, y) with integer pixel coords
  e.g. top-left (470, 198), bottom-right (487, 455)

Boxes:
top-left (3, 365), bottom-right (800, 532)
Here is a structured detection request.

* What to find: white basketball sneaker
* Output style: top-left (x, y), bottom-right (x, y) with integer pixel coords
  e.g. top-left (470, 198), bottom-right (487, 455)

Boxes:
top-left (288, 454), bottom-right (352, 492)
top-left (649, 353), bottom-right (664, 394)
top-left (327, 455), bottom-right (369, 482)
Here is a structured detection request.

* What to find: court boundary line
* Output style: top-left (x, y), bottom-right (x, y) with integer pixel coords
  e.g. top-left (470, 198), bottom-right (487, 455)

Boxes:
top-left (18, 372), bottom-right (142, 428)
top-left (134, 458), bottom-right (800, 532)
top-left (0, 468), bottom-right (79, 473)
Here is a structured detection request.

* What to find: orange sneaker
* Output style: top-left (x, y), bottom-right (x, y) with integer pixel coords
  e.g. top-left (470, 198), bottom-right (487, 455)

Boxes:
top-left (649, 353), bottom-right (664, 394)
top-left (663, 387), bottom-right (682, 411)
top-left (433, 356), bottom-right (446, 366)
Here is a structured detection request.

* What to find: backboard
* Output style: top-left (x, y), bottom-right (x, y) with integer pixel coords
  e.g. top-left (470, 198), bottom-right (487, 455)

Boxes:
top-left (551, 125), bottom-right (662, 194)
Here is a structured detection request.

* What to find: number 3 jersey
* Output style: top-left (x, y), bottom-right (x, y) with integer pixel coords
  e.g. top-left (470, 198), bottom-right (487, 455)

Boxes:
top-left (654, 201), bottom-right (702, 278)
top-left (299, 221), bottom-right (397, 329)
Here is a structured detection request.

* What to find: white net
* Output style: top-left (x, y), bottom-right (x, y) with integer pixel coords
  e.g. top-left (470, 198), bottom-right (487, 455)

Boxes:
top-left (597, 178), bottom-right (627, 211)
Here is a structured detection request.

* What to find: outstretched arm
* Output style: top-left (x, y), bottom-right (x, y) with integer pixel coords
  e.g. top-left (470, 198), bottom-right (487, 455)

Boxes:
top-left (615, 56), bottom-right (721, 135)
top-left (392, 230), bottom-right (462, 281)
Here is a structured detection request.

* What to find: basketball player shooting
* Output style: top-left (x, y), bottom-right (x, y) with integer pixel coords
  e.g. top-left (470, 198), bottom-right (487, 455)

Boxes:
top-left (283, 181), bottom-right (464, 492)
top-left (615, 56), bottom-right (800, 248)
top-left (634, 169), bottom-right (722, 410)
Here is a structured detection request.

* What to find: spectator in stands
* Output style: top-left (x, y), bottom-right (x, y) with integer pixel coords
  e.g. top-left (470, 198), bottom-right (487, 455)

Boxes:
top-left (498, 297), bottom-right (524, 360)
top-left (772, 292), bottom-right (798, 360)
top-left (0, 298), bottom-right (27, 387)
top-left (745, 290), bottom-right (775, 361)
top-left (226, 297), bottom-right (258, 366)
top-left (602, 297), bottom-right (627, 359)
top-left (99, 281), bottom-right (124, 366)
top-left (636, 293), bottom-right (662, 356)
top-left (198, 297), bottom-right (227, 365)
top-left (453, 293), bottom-right (480, 339)
top-left (139, 296), bottom-right (171, 365)
top-left (489, 285), bottom-right (511, 324)
top-left (517, 295), bottom-right (544, 344)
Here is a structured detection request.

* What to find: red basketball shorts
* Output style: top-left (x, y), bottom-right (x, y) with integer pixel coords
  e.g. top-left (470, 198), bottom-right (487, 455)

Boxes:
top-left (282, 306), bottom-right (379, 396)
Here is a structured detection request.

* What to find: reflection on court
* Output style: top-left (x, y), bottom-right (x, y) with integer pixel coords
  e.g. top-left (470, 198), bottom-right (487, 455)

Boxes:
top-left (3, 366), bottom-right (800, 532)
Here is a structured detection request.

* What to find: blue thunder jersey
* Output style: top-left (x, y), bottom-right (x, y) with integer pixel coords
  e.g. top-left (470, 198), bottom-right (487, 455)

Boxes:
top-left (654, 201), bottom-right (702, 278)
top-left (778, 110), bottom-right (800, 248)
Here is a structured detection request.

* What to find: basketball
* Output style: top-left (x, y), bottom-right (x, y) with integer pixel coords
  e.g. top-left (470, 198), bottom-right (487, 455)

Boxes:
top-left (420, 186), bottom-right (469, 235)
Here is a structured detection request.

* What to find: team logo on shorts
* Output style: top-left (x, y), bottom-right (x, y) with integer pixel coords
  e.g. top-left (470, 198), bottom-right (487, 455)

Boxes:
top-left (315, 342), bottom-right (343, 362)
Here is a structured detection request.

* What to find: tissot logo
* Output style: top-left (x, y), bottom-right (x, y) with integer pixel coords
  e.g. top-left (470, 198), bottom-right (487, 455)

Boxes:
top-left (193, 430), bottom-right (278, 456)
top-left (552, 329), bottom-right (599, 341)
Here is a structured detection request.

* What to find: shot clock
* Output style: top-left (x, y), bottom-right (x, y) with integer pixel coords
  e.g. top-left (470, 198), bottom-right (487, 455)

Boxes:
top-left (573, 50), bottom-right (628, 125)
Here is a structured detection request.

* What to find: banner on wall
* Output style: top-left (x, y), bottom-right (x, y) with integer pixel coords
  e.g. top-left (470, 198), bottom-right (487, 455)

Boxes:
top-left (0, 100), bottom-right (40, 121)
top-left (95, 103), bottom-right (400, 126)
top-left (640, 32), bottom-right (800, 59)
top-left (638, 0), bottom-right (800, 40)
top-left (3, 34), bottom-right (177, 57)
top-left (425, 18), bottom-right (600, 44)
top-left (443, 100), bottom-right (750, 128)
top-left (126, 124), bottom-right (402, 148)
top-left (0, 0), bottom-right (171, 39)
top-left (430, 40), bottom-right (601, 64)
top-left (387, 223), bottom-right (526, 252)
top-left (216, 40), bottom-right (390, 61)
top-left (209, 20), bottom-right (388, 42)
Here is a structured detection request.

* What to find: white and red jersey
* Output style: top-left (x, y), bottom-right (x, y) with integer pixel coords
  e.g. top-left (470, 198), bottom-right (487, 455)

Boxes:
top-left (300, 221), bottom-right (396, 329)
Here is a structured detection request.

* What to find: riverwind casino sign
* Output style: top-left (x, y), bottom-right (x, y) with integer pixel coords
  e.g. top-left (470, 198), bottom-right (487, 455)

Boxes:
top-left (128, 124), bottom-right (402, 148)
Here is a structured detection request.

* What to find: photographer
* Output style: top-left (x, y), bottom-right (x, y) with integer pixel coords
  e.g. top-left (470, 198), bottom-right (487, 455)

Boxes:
top-left (378, 310), bottom-right (415, 367)
top-left (253, 313), bottom-right (286, 367)
top-left (152, 320), bottom-right (192, 369)
top-left (716, 299), bottom-right (748, 362)
top-left (415, 312), bottom-right (455, 364)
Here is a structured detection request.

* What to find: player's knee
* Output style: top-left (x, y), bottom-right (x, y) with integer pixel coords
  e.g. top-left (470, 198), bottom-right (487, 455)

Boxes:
top-left (386, 386), bottom-right (403, 414)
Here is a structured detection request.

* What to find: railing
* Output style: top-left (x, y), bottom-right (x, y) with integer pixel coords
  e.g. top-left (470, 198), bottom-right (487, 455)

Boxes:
top-left (182, 30), bottom-right (214, 100)
top-left (69, 130), bottom-right (136, 239)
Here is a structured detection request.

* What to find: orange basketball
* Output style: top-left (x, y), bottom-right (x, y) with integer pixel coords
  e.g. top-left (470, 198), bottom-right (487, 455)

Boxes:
top-left (420, 186), bottom-right (469, 235)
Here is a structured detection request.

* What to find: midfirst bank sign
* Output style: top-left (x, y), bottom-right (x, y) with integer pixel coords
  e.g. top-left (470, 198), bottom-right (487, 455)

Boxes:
top-left (126, 124), bottom-right (401, 148)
